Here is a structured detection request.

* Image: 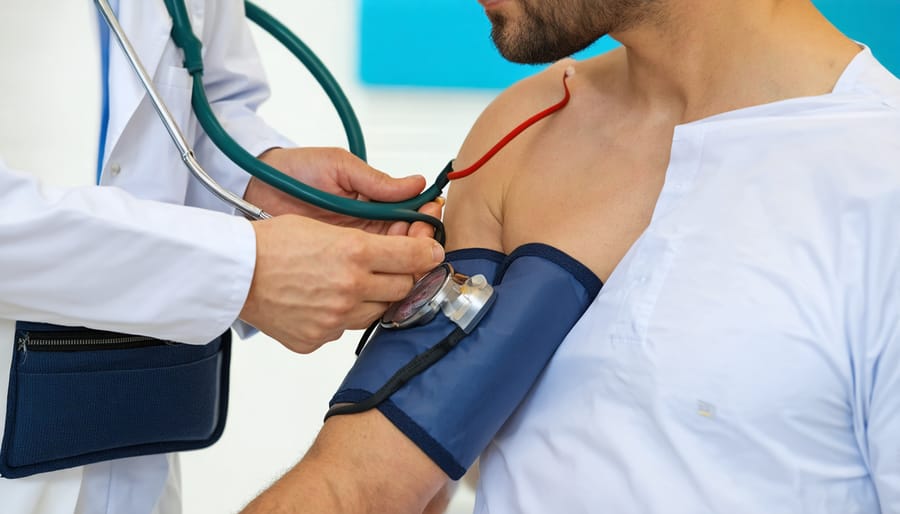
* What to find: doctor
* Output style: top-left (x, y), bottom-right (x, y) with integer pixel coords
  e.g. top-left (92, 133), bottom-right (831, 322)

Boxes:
top-left (0, 1), bottom-right (443, 513)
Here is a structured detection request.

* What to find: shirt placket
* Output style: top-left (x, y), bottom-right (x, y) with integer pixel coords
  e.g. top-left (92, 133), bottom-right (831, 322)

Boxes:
top-left (609, 125), bottom-right (705, 345)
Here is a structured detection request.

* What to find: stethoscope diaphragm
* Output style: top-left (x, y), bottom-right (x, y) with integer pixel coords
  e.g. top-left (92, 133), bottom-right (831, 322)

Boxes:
top-left (381, 263), bottom-right (496, 333)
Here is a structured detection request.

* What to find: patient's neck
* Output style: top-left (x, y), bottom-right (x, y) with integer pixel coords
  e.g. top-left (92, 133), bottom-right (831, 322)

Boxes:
top-left (603, 0), bottom-right (861, 123)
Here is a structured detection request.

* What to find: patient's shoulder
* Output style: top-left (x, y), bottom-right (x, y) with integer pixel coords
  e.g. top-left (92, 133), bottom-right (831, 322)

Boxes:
top-left (453, 58), bottom-right (577, 171)
top-left (443, 59), bottom-right (577, 251)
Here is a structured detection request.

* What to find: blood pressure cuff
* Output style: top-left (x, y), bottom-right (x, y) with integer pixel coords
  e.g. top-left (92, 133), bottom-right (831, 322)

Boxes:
top-left (327, 243), bottom-right (602, 479)
top-left (0, 322), bottom-right (230, 478)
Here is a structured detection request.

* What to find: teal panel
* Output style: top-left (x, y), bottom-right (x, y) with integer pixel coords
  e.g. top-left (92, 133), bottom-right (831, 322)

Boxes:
top-left (358, 0), bottom-right (617, 90)
top-left (359, 0), bottom-right (899, 90)
top-left (812, 0), bottom-right (900, 75)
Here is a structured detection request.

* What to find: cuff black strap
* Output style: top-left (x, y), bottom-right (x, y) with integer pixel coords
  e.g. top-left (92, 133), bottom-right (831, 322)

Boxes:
top-left (326, 326), bottom-right (467, 420)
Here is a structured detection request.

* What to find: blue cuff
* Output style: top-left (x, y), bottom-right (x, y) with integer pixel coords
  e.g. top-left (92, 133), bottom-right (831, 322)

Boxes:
top-left (328, 244), bottom-right (601, 479)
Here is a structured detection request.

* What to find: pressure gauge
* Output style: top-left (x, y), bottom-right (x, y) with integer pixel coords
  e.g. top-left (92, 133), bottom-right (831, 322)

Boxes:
top-left (381, 263), bottom-right (496, 333)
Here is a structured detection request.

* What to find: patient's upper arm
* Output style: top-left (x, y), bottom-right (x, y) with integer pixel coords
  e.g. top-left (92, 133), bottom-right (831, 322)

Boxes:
top-left (243, 60), bottom-right (582, 514)
top-left (444, 59), bottom-right (576, 252)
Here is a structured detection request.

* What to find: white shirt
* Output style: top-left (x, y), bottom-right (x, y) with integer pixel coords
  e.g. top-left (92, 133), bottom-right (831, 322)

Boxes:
top-left (0, 1), bottom-right (291, 512)
top-left (476, 48), bottom-right (900, 514)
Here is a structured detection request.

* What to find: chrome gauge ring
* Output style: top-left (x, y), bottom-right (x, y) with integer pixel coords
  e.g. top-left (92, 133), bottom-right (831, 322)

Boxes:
top-left (381, 263), bottom-right (496, 333)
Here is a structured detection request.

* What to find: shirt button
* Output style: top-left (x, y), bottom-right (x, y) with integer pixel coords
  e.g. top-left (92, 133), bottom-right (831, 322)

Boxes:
top-left (109, 163), bottom-right (122, 176)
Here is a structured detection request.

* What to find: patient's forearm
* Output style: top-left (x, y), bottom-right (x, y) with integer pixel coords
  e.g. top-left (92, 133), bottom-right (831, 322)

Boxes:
top-left (241, 410), bottom-right (448, 514)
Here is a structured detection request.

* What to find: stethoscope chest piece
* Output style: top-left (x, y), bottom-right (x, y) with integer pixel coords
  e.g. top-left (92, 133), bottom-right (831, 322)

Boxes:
top-left (381, 263), bottom-right (496, 333)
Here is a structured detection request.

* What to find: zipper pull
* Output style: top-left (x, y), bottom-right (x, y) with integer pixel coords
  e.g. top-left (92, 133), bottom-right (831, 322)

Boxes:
top-left (17, 332), bottom-right (29, 364)
top-left (17, 333), bottom-right (29, 353)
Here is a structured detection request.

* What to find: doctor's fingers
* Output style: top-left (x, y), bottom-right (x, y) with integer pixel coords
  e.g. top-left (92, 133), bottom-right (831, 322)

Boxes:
top-left (338, 156), bottom-right (428, 203)
top-left (342, 302), bottom-right (394, 330)
top-left (264, 327), bottom-right (345, 355)
top-left (358, 232), bottom-right (445, 275)
top-left (351, 272), bottom-right (421, 304)
top-left (278, 303), bottom-right (383, 352)
top-left (386, 199), bottom-right (444, 239)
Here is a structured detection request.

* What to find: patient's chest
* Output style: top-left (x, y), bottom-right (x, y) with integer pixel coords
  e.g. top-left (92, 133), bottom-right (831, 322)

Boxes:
top-left (500, 94), bottom-right (676, 283)
top-left (478, 119), bottom-right (877, 513)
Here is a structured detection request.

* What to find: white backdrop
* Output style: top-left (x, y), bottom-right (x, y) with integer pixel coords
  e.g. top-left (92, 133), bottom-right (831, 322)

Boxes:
top-left (179, 2), bottom-right (495, 512)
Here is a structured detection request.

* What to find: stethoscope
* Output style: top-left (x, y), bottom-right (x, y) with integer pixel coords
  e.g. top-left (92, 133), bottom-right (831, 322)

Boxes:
top-left (94, 0), bottom-right (573, 333)
top-left (381, 262), bottom-right (496, 332)
top-left (94, 0), bottom-right (448, 241)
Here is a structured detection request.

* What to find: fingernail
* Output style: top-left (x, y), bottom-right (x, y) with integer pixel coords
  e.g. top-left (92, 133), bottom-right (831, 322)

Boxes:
top-left (435, 196), bottom-right (446, 206)
top-left (432, 243), bottom-right (445, 263)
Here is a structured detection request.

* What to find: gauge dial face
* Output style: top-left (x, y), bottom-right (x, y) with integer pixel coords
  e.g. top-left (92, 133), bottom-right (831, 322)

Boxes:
top-left (382, 264), bottom-right (450, 326)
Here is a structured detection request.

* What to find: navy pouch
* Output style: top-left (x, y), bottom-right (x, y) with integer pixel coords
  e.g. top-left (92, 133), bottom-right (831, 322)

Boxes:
top-left (328, 243), bottom-right (602, 479)
top-left (0, 322), bottom-right (230, 479)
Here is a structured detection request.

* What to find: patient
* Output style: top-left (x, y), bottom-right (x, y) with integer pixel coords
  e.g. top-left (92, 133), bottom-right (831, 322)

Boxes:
top-left (243, 0), bottom-right (900, 512)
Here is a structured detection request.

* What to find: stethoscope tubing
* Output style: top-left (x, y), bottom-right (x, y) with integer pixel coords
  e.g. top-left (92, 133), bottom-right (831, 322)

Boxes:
top-left (96, 0), bottom-right (446, 241)
top-left (95, 0), bottom-right (271, 220)
top-left (243, 1), bottom-right (367, 162)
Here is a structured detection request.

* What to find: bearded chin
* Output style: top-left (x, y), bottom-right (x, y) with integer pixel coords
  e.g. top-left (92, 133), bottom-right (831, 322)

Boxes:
top-left (488, 12), bottom-right (602, 65)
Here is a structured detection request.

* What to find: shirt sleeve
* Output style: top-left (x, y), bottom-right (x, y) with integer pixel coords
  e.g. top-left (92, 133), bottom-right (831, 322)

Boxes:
top-left (0, 160), bottom-right (256, 345)
top-left (184, 0), bottom-right (295, 213)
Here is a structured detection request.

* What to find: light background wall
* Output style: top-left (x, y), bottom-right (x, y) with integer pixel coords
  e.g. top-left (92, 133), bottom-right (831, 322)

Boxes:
top-left (179, 2), bottom-right (494, 512)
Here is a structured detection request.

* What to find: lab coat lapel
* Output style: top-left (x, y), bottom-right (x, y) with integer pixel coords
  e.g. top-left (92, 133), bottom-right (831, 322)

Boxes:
top-left (105, 0), bottom-right (172, 158)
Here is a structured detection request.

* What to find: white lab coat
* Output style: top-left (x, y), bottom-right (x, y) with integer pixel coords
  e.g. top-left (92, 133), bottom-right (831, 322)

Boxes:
top-left (0, 1), bottom-right (291, 512)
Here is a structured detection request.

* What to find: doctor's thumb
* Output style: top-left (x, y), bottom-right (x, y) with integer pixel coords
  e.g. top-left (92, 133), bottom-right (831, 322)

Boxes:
top-left (345, 164), bottom-right (428, 202)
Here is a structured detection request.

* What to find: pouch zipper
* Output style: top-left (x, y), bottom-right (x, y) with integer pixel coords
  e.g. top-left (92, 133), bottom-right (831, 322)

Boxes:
top-left (16, 330), bottom-right (172, 353)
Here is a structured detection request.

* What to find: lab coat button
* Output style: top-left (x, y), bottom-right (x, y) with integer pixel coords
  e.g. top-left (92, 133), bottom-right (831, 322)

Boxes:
top-left (110, 163), bottom-right (122, 176)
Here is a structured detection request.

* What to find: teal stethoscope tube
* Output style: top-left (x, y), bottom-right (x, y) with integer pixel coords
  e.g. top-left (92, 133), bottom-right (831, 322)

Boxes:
top-left (165, 0), bottom-right (448, 241)
top-left (243, 1), bottom-right (366, 161)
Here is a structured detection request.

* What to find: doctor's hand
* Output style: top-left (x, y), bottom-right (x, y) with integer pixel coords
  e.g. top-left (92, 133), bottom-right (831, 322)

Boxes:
top-left (238, 214), bottom-right (445, 354)
top-left (246, 147), bottom-right (442, 239)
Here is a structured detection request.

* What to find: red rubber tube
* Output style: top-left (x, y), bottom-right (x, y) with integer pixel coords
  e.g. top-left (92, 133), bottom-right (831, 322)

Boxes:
top-left (446, 70), bottom-right (573, 181)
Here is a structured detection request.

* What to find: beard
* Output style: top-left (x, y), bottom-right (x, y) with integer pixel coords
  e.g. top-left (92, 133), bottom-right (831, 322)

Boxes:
top-left (488, 0), bottom-right (654, 64)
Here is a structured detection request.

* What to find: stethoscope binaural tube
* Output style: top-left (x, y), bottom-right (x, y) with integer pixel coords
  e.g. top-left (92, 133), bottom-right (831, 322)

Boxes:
top-left (96, 0), bottom-right (447, 242)
top-left (95, 0), bottom-right (271, 220)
